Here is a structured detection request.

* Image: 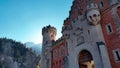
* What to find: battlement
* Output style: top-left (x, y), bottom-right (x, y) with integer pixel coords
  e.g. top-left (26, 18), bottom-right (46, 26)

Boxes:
top-left (42, 25), bottom-right (57, 35)
top-left (86, 3), bottom-right (98, 11)
top-left (63, 18), bottom-right (71, 26)
top-left (52, 37), bottom-right (64, 46)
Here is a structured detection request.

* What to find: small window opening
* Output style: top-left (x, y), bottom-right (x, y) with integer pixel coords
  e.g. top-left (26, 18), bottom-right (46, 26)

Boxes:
top-left (107, 25), bottom-right (112, 33)
top-left (113, 49), bottom-right (120, 62)
top-left (106, 24), bottom-right (113, 34)
top-left (101, 1), bottom-right (104, 7)
top-left (115, 51), bottom-right (120, 61)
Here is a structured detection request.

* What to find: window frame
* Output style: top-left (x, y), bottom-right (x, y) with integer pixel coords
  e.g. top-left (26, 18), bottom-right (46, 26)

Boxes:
top-left (113, 49), bottom-right (120, 62)
top-left (106, 23), bottom-right (113, 34)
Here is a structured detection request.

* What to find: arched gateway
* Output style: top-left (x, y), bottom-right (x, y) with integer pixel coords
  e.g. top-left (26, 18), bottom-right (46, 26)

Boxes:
top-left (78, 50), bottom-right (94, 68)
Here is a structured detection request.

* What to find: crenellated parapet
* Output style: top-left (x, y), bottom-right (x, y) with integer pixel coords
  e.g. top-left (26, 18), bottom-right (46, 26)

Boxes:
top-left (86, 3), bottom-right (99, 11)
top-left (42, 25), bottom-right (57, 36)
top-left (52, 37), bottom-right (64, 46)
top-left (63, 18), bottom-right (71, 26)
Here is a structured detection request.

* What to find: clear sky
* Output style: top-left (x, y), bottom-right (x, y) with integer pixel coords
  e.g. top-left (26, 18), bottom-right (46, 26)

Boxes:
top-left (0, 0), bottom-right (73, 44)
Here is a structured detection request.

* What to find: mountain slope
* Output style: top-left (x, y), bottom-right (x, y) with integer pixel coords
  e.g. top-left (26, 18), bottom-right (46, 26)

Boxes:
top-left (25, 42), bottom-right (42, 55)
top-left (0, 38), bottom-right (40, 68)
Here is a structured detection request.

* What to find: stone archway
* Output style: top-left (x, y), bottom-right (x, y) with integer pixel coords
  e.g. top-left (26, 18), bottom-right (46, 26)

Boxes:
top-left (78, 50), bottom-right (94, 68)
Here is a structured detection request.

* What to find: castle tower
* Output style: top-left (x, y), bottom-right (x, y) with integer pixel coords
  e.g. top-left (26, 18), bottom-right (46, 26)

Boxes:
top-left (41, 25), bottom-right (57, 68)
top-left (42, 25), bottom-right (57, 45)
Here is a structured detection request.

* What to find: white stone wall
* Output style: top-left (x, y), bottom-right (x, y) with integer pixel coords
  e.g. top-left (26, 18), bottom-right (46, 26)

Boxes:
top-left (65, 13), bottom-right (110, 68)
top-left (68, 43), bottom-right (103, 68)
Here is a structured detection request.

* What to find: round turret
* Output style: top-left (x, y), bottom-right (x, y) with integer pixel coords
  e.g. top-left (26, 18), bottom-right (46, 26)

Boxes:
top-left (86, 3), bottom-right (101, 26)
top-left (42, 25), bottom-right (57, 45)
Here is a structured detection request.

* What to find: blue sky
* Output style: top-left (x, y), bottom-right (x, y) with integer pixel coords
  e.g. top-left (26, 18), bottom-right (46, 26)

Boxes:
top-left (0, 0), bottom-right (73, 44)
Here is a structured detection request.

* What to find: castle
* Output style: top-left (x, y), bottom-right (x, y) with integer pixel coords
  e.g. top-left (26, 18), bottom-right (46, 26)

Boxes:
top-left (41, 0), bottom-right (120, 68)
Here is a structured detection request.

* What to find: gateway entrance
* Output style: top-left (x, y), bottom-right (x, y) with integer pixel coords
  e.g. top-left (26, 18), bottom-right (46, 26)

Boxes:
top-left (78, 50), bottom-right (94, 68)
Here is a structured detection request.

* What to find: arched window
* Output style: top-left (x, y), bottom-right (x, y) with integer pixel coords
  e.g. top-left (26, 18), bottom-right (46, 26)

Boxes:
top-left (53, 50), bottom-right (57, 59)
top-left (60, 46), bottom-right (65, 57)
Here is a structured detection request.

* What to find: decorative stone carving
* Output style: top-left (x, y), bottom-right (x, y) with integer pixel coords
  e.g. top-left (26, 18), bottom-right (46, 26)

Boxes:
top-left (62, 25), bottom-right (72, 39)
top-left (86, 3), bottom-right (101, 26)
top-left (76, 36), bottom-right (85, 46)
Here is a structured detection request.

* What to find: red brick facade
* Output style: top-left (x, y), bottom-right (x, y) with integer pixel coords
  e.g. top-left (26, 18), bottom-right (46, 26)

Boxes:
top-left (51, 40), bottom-right (68, 68)
top-left (69, 0), bottom-right (90, 21)
top-left (101, 7), bottom-right (120, 68)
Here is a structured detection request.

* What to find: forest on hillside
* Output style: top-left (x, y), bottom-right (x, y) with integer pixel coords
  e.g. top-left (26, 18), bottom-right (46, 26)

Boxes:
top-left (0, 38), bottom-right (40, 68)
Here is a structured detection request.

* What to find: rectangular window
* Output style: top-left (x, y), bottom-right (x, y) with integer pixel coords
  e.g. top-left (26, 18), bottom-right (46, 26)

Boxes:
top-left (108, 25), bottom-right (112, 32)
top-left (113, 49), bottom-right (120, 62)
top-left (101, 1), bottom-right (104, 7)
top-left (106, 23), bottom-right (113, 34)
top-left (99, 1), bottom-right (104, 8)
